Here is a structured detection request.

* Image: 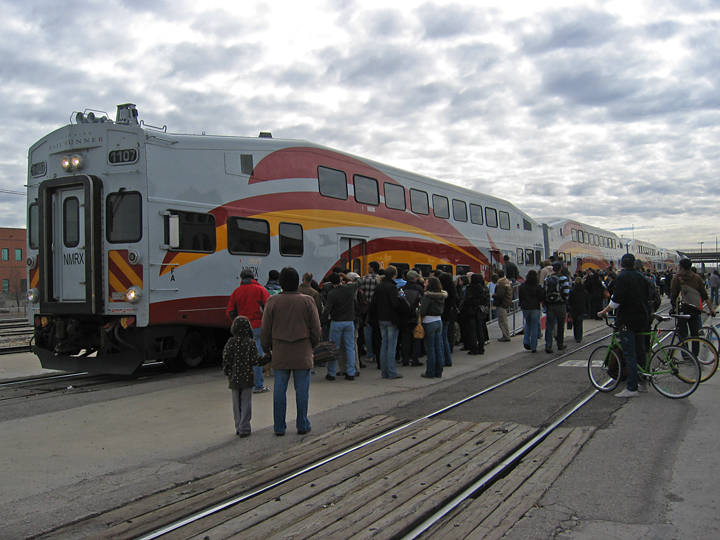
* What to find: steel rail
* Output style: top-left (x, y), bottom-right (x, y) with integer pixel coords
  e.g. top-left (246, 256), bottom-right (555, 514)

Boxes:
top-left (133, 331), bottom-right (613, 540)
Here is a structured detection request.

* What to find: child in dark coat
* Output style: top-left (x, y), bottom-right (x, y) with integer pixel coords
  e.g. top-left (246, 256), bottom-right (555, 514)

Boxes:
top-left (223, 316), bottom-right (269, 437)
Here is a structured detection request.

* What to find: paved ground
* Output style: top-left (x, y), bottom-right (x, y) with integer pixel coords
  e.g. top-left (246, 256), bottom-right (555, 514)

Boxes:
top-left (1, 312), bottom-right (718, 539)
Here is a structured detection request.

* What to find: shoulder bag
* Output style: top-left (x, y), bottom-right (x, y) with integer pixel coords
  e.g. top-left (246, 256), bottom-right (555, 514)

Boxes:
top-left (413, 311), bottom-right (425, 339)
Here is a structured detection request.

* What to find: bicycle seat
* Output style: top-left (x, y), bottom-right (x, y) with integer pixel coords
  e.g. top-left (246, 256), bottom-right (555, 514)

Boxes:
top-left (653, 314), bottom-right (671, 323)
top-left (670, 313), bottom-right (691, 319)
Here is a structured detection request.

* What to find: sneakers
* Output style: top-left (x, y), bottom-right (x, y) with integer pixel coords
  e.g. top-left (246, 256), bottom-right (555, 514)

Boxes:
top-left (523, 343), bottom-right (531, 350)
top-left (325, 374), bottom-right (335, 381)
top-left (557, 344), bottom-right (567, 351)
top-left (389, 373), bottom-right (404, 379)
top-left (498, 337), bottom-right (511, 342)
top-left (638, 383), bottom-right (648, 393)
top-left (615, 388), bottom-right (640, 398)
top-left (545, 346), bottom-right (553, 353)
top-left (252, 386), bottom-right (270, 394)
top-left (344, 374), bottom-right (355, 381)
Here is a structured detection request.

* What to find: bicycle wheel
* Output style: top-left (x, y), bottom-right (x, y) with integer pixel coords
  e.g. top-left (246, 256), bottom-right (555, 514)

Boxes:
top-left (648, 345), bottom-right (701, 399)
top-left (678, 337), bottom-right (718, 382)
top-left (588, 346), bottom-right (622, 392)
top-left (700, 325), bottom-right (720, 355)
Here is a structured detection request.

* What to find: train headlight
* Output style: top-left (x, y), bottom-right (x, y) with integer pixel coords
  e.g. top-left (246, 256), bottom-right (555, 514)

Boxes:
top-left (125, 285), bottom-right (143, 303)
top-left (61, 155), bottom-right (84, 171)
top-left (27, 288), bottom-right (40, 304)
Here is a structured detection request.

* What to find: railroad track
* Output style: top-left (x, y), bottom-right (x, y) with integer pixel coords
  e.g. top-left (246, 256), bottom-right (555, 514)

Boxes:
top-left (36, 328), bottom-right (616, 540)
top-left (0, 317), bottom-right (33, 354)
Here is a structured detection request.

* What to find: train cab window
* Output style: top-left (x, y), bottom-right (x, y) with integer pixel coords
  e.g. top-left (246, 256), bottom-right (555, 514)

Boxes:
top-left (571, 229), bottom-right (578, 242)
top-left (28, 203), bottom-right (39, 249)
top-left (525, 249), bottom-right (535, 266)
top-left (499, 211), bottom-right (511, 230)
top-left (410, 189), bottom-right (429, 215)
top-left (63, 197), bottom-right (80, 248)
top-left (107, 191), bottom-right (142, 243)
top-left (384, 183), bottom-right (406, 210)
top-left (241, 154), bottom-right (254, 175)
top-left (318, 166), bottom-right (348, 200)
top-left (578, 230), bottom-right (585, 243)
top-left (436, 264), bottom-right (452, 274)
top-left (523, 218), bottom-right (532, 231)
top-left (432, 195), bottom-right (450, 219)
top-left (456, 264), bottom-right (470, 275)
top-left (354, 175), bottom-right (379, 206)
top-left (469, 203), bottom-right (483, 225)
top-left (166, 211), bottom-right (216, 253)
top-left (452, 199), bottom-right (468, 222)
top-left (415, 264), bottom-right (432, 277)
top-left (227, 217), bottom-right (270, 255)
top-left (516, 248), bottom-right (524, 266)
top-left (279, 222), bottom-right (303, 256)
top-left (485, 207), bottom-right (498, 228)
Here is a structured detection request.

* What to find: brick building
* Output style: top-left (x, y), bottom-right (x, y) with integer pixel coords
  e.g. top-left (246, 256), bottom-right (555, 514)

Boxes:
top-left (0, 227), bottom-right (27, 307)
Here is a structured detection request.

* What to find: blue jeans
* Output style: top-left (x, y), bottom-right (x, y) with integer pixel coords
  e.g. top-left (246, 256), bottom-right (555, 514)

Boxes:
top-left (442, 321), bottom-right (453, 366)
top-left (328, 320), bottom-right (356, 376)
top-left (252, 327), bottom-right (265, 389)
top-left (619, 329), bottom-right (644, 392)
top-left (712, 287), bottom-right (719, 305)
top-left (423, 320), bottom-right (444, 377)
top-left (379, 321), bottom-right (399, 378)
top-left (364, 323), bottom-right (375, 358)
top-left (544, 303), bottom-right (566, 349)
top-left (522, 310), bottom-right (541, 351)
top-left (273, 369), bottom-right (311, 434)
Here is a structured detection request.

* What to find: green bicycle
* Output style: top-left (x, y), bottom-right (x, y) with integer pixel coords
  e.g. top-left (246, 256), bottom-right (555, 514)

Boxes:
top-left (588, 316), bottom-right (702, 399)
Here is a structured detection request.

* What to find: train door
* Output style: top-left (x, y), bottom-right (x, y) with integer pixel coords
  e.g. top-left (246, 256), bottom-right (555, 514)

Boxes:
top-left (338, 236), bottom-right (366, 274)
top-left (39, 175), bottom-right (102, 313)
top-left (52, 187), bottom-right (86, 301)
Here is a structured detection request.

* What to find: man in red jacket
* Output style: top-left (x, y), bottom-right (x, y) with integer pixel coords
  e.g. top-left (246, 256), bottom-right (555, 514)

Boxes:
top-left (227, 269), bottom-right (271, 393)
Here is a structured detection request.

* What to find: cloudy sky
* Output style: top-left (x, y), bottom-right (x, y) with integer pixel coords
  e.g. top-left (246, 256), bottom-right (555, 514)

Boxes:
top-left (2, 0), bottom-right (719, 251)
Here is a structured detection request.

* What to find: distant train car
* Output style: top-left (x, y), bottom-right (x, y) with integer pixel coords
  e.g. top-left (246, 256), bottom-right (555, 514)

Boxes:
top-left (626, 239), bottom-right (663, 271)
top-left (26, 104), bottom-right (544, 374)
top-left (540, 218), bottom-right (625, 272)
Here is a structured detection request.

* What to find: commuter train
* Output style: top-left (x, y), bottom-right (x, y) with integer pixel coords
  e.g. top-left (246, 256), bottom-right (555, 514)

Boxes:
top-left (25, 104), bottom-right (679, 374)
top-left (26, 104), bottom-right (550, 374)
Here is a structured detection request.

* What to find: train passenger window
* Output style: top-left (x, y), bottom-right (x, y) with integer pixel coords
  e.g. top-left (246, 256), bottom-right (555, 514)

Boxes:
top-left (107, 191), bottom-right (142, 243)
top-left (166, 210), bottom-right (216, 253)
top-left (452, 200), bottom-right (467, 222)
top-left (227, 217), bottom-right (269, 255)
top-left (516, 248), bottom-right (524, 266)
top-left (469, 204), bottom-right (483, 225)
top-left (390, 262), bottom-right (410, 274)
top-left (415, 264), bottom-right (432, 277)
top-left (536, 250), bottom-right (542, 265)
top-left (432, 195), bottom-right (450, 219)
top-left (499, 211), bottom-right (510, 230)
top-left (241, 154), bottom-right (254, 175)
top-left (318, 166), bottom-right (348, 200)
top-left (485, 208), bottom-right (498, 228)
top-left (436, 264), bottom-right (452, 274)
top-left (28, 203), bottom-right (39, 249)
top-left (279, 222), bottom-right (303, 256)
top-left (64, 197), bottom-right (80, 248)
top-left (578, 230), bottom-right (584, 243)
top-left (523, 218), bottom-right (532, 231)
top-left (410, 189), bottom-right (429, 215)
top-left (525, 249), bottom-right (535, 266)
top-left (456, 265), bottom-right (470, 275)
top-left (384, 183), bottom-right (406, 210)
top-left (354, 175), bottom-right (379, 206)
top-left (571, 229), bottom-right (578, 242)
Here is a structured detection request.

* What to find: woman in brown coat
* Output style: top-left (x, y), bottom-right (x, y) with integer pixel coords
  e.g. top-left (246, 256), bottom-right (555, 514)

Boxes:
top-left (261, 267), bottom-right (322, 436)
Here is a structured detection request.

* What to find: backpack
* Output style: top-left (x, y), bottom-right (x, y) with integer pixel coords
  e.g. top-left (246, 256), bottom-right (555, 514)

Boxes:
top-left (544, 275), bottom-right (563, 304)
top-left (676, 277), bottom-right (703, 314)
top-left (646, 277), bottom-right (661, 313)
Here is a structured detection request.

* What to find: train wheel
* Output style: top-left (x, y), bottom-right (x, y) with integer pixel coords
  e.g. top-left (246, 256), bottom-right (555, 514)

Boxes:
top-left (164, 331), bottom-right (207, 372)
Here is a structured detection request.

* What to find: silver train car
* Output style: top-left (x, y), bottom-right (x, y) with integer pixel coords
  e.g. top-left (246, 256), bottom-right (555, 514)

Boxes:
top-left (26, 104), bottom-right (545, 374)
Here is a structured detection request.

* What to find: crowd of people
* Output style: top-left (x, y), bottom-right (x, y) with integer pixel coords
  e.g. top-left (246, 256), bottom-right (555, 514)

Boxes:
top-left (221, 257), bottom-right (719, 435)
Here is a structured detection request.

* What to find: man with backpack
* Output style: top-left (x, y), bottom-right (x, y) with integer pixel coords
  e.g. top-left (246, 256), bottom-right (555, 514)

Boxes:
top-left (670, 259), bottom-right (715, 344)
top-left (543, 262), bottom-right (571, 353)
